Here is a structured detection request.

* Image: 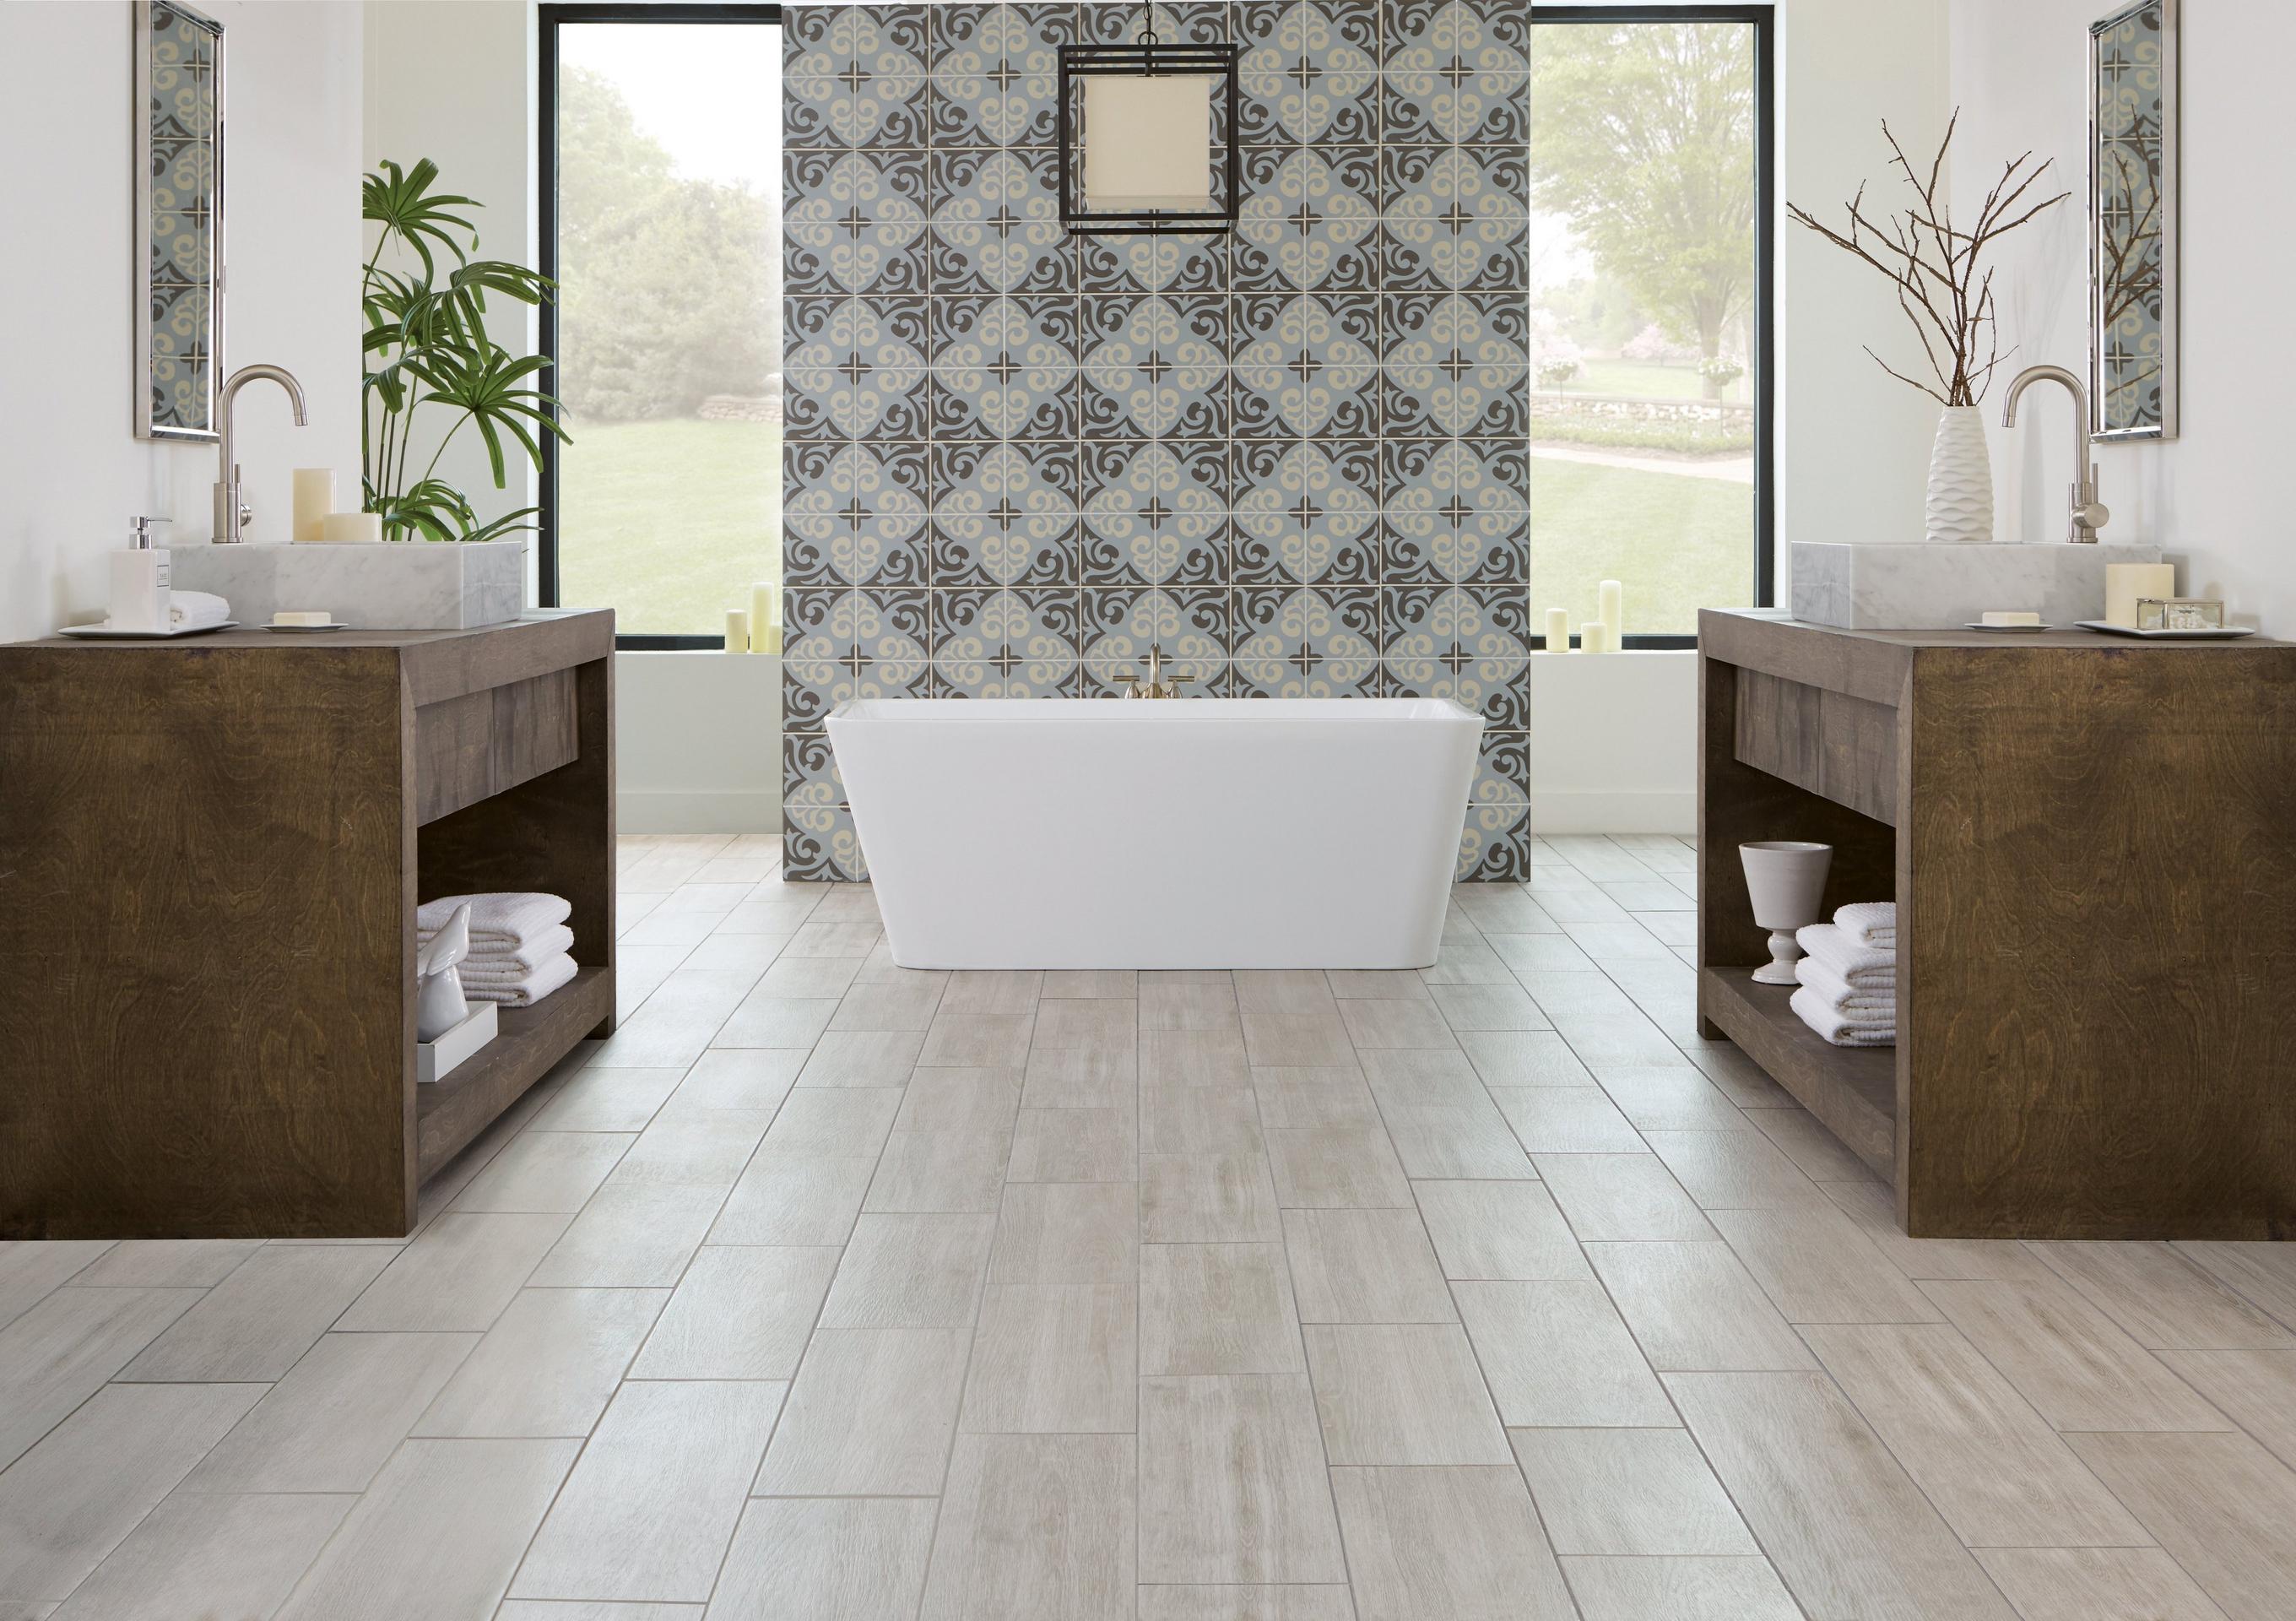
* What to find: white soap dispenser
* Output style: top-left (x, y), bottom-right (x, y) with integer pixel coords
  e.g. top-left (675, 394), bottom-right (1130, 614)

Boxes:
top-left (110, 515), bottom-right (172, 632)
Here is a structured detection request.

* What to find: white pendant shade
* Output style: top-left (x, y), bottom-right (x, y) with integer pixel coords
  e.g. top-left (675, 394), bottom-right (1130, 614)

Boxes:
top-left (1082, 73), bottom-right (1216, 210)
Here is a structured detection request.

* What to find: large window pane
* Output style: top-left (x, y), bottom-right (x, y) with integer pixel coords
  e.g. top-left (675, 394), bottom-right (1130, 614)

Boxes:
top-left (1529, 19), bottom-right (1757, 639)
top-left (552, 21), bottom-right (782, 638)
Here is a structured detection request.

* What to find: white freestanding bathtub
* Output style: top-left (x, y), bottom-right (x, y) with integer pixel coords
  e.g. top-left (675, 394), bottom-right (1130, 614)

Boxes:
top-left (826, 698), bottom-right (1484, 968)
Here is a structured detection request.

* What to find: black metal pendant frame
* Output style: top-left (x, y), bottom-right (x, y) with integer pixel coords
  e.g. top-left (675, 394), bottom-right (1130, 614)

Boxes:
top-left (1056, 41), bottom-right (1244, 236)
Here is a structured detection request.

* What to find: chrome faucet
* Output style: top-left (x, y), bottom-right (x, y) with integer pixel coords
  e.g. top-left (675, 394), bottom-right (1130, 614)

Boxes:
top-left (2001, 365), bottom-right (2109, 544)
top-left (212, 363), bottom-right (309, 542)
top-left (1118, 643), bottom-right (1188, 699)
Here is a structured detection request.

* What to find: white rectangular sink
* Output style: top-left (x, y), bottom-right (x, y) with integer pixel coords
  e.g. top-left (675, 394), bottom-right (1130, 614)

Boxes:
top-left (1791, 541), bottom-right (2164, 629)
top-left (170, 539), bottom-right (526, 631)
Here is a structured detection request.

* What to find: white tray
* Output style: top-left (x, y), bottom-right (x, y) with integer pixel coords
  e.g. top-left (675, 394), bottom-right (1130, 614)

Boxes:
top-left (57, 620), bottom-right (238, 638)
top-left (2074, 620), bottom-right (2258, 640)
top-left (1962, 622), bottom-right (2054, 632)
top-left (258, 622), bottom-right (352, 632)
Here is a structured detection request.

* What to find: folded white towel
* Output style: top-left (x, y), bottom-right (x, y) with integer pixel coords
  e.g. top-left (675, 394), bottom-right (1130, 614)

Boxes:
top-left (459, 951), bottom-right (578, 1008)
top-left (1792, 985), bottom-right (1895, 1047)
top-left (169, 590), bottom-right (230, 628)
top-left (1797, 923), bottom-right (1893, 989)
top-left (1833, 901), bottom-right (1897, 949)
top-left (419, 892), bottom-right (572, 949)
top-left (449, 924), bottom-right (576, 978)
top-left (1796, 955), bottom-right (1895, 1017)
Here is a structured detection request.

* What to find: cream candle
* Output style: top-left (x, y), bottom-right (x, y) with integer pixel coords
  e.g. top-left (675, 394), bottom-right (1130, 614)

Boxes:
top-left (291, 469), bottom-right (335, 543)
top-left (320, 512), bottom-right (383, 544)
top-left (1599, 579), bottom-right (1622, 647)
top-left (750, 582), bottom-right (782, 653)
top-left (2105, 563), bottom-right (2175, 627)
top-left (1581, 620), bottom-right (1608, 654)
top-left (1545, 608), bottom-right (1571, 650)
top-left (726, 609), bottom-right (750, 653)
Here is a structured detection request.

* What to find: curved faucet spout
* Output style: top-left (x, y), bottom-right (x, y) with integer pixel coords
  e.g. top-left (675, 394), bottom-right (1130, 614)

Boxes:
top-left (2001, 364), bottom-right (2107, 544)
top-left (214, 364), bottom-right (310, 543)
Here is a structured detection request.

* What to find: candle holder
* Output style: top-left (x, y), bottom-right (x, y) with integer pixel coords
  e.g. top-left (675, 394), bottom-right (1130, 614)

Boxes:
top-left (1739, 841), bottom-right (1833, 985)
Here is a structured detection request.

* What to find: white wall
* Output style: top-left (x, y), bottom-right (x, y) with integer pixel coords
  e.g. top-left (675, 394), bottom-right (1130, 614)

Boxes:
top-left (1951, 0), bottom-right (2291, 632)
top-left (1531, 652), bottom-right (1698, 833)
top-left (615, 651), bottom-right (782, 833)
top-left (0, 0), bottom-right (366, 645)
top-left (363, 0), bottom-right (536, 569)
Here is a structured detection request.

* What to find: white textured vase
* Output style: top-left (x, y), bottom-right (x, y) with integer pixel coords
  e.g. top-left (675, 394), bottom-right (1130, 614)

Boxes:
top-left (1925, 405), bottom-right (1995, 545)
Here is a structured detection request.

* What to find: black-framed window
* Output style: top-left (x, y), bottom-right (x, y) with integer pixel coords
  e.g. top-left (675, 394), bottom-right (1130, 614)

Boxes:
top-left (538, 3), bottom-right (784, 650)
top-left (1530, 5), bottom-right (1773, 651)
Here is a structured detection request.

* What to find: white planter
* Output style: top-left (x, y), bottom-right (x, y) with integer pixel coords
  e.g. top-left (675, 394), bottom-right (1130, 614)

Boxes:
top-left (1925, 405), bottom-right (1995, 545)
top-left (170, 539), bottom-right (526, 630)
top-left (1740, 841), bottom-right (1833, 985)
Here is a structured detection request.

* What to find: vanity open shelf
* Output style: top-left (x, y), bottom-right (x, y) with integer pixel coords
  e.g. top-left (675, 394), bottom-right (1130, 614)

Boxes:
top-left (0, 610), bottom-right (616, 1239)
top-left (1698, 609), bottom-right (2296, 1239)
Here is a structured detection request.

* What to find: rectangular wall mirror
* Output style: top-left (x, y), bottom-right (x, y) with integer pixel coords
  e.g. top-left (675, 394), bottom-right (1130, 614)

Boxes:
top-left (2089, 0), bottom-right (2176, 440)
top-left (135, 0), bottom-right (225, 441)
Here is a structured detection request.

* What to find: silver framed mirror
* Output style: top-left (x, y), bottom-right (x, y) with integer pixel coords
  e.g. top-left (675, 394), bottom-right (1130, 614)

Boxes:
top-left (135, 0), bottom-right (225, 442)
top-left (2089, 0), bottom-right (2175, 441)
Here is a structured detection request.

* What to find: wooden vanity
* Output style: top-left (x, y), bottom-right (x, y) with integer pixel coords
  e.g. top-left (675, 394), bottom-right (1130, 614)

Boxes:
top-left (0, 612), bottom-right (615, 1239)
top-left (1699, 610), bottom-right (2296, 1239)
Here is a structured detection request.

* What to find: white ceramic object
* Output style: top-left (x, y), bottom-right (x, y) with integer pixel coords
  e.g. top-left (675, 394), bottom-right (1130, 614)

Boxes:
top-left (827, 698), bottom-right (1484, 969)
top-left (1740, 841), bottom-right (1833, 985)
top-left (418, 1000), bottom-right (496, 1085)
top-left (170, 539), bottom-right (524, 630)
top-left (1925, 404), bottom-right (1994, 545)
top-left (1791, 541), bottom-right (2164, 629)
top-left (2075, 621), bottom-right (2258, 640)
top-left (414, 902), bottom-right (474, 1042)
top-left (57, 621), bottom-right (237, 639)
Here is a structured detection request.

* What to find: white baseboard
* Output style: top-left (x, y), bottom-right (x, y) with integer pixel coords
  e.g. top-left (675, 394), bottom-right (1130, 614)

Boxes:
top-left (1531, 790), bottom-right (1696, 836)
top-left (617, 790), bottom-right (782, 836)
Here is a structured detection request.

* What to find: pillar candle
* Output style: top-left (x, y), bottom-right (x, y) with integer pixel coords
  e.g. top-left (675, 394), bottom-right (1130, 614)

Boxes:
top-left (2105, 563), bottom-right (2175, 627)
top-left (320, 512), bottom-right (383, 544)
top-left (291, 469), bottom-right (335, 542)
top-left (1545, 608), bottom-right (1571, 651)
top-left (1599, 579), bottom-right (1623, 647)
top-left (1581, 620), bottom-right (1608, 654)
top-left (750, 582), bottom-right (782, 654)
top-left (725, 609), bottom-right (749, 653)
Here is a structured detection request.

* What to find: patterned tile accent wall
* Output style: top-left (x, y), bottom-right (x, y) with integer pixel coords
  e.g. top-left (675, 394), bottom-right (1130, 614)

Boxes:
top-left (782, 0), bottom-right (1530, 881)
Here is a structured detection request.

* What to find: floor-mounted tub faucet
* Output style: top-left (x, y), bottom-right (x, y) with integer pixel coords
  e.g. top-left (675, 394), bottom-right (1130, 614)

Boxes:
top-left (213, 363), bottom-right (309, 543)
top-left (2001, 364), bottom-right (2109, 544)
top-left (1119, 644), bottom-right (1189, 698)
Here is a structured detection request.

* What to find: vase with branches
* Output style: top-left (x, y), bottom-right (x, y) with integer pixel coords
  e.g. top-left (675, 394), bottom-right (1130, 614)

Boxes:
top-left (362, 159), bottom-right (568, 541)
top-left (1788, 113), bottom-right (2066, 543)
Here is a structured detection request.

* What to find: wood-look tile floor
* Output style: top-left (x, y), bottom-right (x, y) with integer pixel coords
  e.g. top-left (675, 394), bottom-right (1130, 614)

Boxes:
top-left (7, 830), bottom-right (2296, 1618)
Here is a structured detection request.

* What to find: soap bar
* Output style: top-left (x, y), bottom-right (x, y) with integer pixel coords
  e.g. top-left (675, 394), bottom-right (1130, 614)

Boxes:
top-left (1980, 611), bottom-right (2041, 626)
top-left (273, 610), bottom-right (333, 626)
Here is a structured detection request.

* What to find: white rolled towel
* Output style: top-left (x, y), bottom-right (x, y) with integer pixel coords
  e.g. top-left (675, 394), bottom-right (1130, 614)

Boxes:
top-left (460, 951), bottom-right (578, 1008)
top-left (1796, 922), bottom-right (1893, 990)
top-left (169, 590), bottom-right (230, 629)
top-left (453, 924), bottom-right (576, 978)
top-left (1833, 901), bottom-right (1897, 950)
top-left (1795, 955), bottom-right (1894, 1017)
top-left (419, 892), bottom-right (572, 950)
top-left (1791, 985), bottom-right (1894, 1047)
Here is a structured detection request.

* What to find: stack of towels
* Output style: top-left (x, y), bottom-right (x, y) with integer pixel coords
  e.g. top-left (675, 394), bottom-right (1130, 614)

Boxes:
top-left (417, 892), bottom-right (577, 1007)
top-left (1790, 902), bottom-right (1896, 1047)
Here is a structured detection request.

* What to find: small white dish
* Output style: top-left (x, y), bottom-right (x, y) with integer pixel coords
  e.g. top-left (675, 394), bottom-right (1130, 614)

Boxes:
top-left (57, 620), bottom-right (238, 639)
top-left (259, 621), bottom-right (353, 633)
top-left (1963, 621), bottom-right (2054, 633)
top-left (2074, 620), bottom-right (2258, 640)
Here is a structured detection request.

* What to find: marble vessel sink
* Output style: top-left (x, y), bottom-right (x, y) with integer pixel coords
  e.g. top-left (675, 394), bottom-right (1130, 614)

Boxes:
top-left (171, 539), bottom-right (525, 630)
top-left (1791, 540), bottom-right (2164, 629)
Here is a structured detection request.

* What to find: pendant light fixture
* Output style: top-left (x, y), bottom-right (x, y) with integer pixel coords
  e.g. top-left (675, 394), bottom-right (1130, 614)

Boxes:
top-left (1058, 3), bottom-right (1243, 234)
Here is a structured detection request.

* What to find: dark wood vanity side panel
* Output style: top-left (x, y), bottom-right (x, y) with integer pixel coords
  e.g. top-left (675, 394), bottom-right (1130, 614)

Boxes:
top-left (0, 646), bottom-right (414, 1238)
top-left (1902, 646), bottom-right (2296, 1239)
